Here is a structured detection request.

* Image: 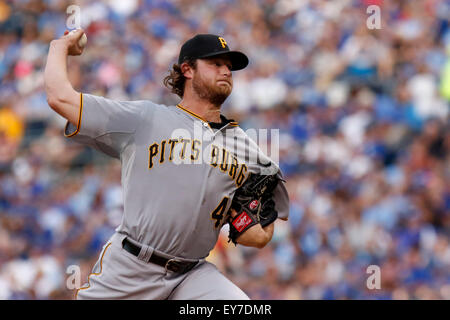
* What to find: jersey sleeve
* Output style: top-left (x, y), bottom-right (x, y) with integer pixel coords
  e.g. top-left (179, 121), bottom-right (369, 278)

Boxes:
top-left (64, 93), bottom-right (145, 158)
top-left (235, 127), bottom-right (290, 220)
top-left (257, 164), bottom-right (290, 220)
top-left (273, 171), bottom-right (289, 220)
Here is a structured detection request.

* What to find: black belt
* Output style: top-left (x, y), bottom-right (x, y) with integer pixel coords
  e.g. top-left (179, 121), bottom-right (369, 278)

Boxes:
top-left (122, 237), bottom-right (198, 274)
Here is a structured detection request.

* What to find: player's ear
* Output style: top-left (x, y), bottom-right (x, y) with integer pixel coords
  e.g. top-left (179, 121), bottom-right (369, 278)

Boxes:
top-left (181, 62), bottom-right (194, 79)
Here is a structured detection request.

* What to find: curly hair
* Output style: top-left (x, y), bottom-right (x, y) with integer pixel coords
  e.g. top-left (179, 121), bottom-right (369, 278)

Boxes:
top-left (163, 59), bottom-right (197, 98)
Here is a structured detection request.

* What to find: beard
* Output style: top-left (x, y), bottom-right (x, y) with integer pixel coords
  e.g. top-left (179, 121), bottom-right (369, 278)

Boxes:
top-left (192, 71), bottom-right (232, 106)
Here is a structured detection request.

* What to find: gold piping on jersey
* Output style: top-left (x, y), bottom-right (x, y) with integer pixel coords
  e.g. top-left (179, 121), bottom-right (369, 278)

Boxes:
top-left (75, 242), bottom-right (112, 299)
top-left (176, 104), bottom-right (239, 129)
top-left (64, 92), bottom-right (83, 138)
top-left (176, 104), bottom-right (210, 125)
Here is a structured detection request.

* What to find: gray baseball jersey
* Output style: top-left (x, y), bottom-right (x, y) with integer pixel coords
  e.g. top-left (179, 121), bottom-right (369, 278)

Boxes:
top-left (65, 93), bottom-right (289, 260)
top-left (66, 93), bottom-right (290, 299)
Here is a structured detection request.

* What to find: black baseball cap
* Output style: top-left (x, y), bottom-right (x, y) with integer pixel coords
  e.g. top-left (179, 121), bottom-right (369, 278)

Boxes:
top-left (178, 34), bottom-right (249, 71)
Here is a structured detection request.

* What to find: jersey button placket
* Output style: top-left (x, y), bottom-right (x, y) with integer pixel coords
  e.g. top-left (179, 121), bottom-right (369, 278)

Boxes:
top-left (203, 121), bottom-right (215, 136)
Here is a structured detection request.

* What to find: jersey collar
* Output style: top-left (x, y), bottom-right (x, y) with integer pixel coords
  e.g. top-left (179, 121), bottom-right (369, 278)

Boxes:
top-left (209, 114), bottom-right (238, 129)
top-left (176, 104), bottom-right (238, 130)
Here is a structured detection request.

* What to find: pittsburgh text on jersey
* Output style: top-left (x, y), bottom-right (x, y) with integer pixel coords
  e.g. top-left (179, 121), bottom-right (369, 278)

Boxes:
top-left (148, 139), bottom-right (248, 187)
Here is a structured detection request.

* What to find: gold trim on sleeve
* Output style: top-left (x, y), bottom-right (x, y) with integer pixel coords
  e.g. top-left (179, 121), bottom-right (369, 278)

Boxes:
top-left (64, 92), bottom-right (83, 138)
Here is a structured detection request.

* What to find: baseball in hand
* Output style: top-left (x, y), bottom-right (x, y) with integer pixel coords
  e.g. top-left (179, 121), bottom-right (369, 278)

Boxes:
top-left (78, 33), bottom-right (87, 48)
top-left (68, 29), bottom-right (87, 48)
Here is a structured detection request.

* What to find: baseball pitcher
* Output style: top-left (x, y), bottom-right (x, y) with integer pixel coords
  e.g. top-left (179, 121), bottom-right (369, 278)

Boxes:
top-left (44, 29), bottom-right (290, 299)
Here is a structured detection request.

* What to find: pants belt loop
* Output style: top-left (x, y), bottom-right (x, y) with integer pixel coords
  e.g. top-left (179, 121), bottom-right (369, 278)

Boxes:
top-left (137, 243), bottom-right (154, 263)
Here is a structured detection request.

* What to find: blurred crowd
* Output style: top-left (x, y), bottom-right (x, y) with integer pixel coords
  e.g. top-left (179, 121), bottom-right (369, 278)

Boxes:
top-left (0, 0), bottom-right (449, 299)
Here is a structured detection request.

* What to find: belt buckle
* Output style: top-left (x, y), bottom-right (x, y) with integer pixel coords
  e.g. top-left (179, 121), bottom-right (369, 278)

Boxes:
top-left (165, 258), bottom-right (183, 273)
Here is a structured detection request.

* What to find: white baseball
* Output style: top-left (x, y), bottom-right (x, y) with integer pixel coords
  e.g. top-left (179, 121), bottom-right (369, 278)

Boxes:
top-left (69, 29), bottom-right (87, 48)
top-left (78, 33), bottom-right (87, 48)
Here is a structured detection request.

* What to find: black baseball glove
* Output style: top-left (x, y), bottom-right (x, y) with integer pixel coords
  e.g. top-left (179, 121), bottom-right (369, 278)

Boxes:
top-left (227, 173), bottom-right (281, 244)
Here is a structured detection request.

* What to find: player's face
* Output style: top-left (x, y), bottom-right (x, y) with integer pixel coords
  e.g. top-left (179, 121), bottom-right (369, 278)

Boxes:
top-left (192, 56), bottom-right (233, 106)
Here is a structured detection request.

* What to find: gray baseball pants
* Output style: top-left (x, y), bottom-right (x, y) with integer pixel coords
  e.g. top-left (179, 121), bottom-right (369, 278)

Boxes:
top-left (76, 232), bottom-right (249, 300)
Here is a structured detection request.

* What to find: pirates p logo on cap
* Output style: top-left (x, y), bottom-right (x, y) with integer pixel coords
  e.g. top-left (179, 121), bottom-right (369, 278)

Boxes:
top-left (178, 34), bottom-right (248, 71)
top-left (218, 37), bottom-right (227, 49)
